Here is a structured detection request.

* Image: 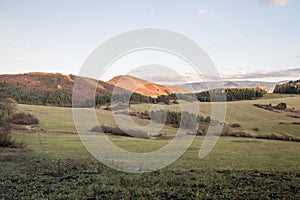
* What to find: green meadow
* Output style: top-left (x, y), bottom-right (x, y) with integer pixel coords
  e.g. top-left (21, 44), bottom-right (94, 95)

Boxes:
top-left (1, 94), bottom-right (300, 199)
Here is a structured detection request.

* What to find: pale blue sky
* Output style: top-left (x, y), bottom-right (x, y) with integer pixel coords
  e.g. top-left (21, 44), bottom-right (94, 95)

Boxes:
top-left (0, 0), bottom-right (299, 82)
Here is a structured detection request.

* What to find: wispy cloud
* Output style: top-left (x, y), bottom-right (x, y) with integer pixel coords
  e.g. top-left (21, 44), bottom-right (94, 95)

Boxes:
top-left (147, 11), bottom-right (157, 16)
top-left (143, 75), bottom-right (189, 83)
top-left (220, 68), bottom-right (300, 80)
top-left (197, 9), bottom-right (208, 16)
top-left (141, 68), bottom-right (300, 83)
top-left (261, 0), bottom-right (289, 7)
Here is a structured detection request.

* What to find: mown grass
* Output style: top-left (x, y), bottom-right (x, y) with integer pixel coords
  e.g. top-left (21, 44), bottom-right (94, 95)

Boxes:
top-left (10, 132), bottom-right (300, 172)
top-left (0, 131), bottom-right (299, 199)
top-left (17, 94), bottom-right (300, 137)
top-left (132, 94), bottom-right (300, 136)
top-left (3, 94), bottom-right (298, 198)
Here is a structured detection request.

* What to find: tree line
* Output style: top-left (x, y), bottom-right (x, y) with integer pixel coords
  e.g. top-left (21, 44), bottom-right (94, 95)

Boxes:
top-left (177, 88), bottom-right (266, 102)
top-left (1, 82), bottom-right (266, 107)
top-left (273, 80), bottom-right (300, 94)
top-left (143, 109), bottom-right (211, 129)
top-left (0, 82), bottom-right (72, 107)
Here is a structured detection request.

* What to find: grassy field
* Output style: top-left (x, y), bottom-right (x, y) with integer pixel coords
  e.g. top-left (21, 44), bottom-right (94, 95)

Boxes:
top-left (1, 132), bottom-right (300, 199)
top-left (17, 94), bottom-right (300, 137)
top-left (132, 94), bottom-right (300, 136)
top-left (0, 94), bottom-right (299, 199)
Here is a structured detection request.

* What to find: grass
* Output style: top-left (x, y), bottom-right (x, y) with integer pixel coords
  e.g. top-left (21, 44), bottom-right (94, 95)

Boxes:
top-left (131, 94), bottom-right (300, 136)
top-left (10, 132), bottom-right (300, 172)
top-left (1, 94), bottom-right (298, 198)
top-left (259, 93), bottom-right (299, 100)
top-left (17, 94), bottom-right (300, 137)
top-left (0, 132), bottom-right (299, 199)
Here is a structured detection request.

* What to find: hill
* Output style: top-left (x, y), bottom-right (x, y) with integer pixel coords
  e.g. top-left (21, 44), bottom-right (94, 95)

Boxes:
top-left (0, 72), bottom-right (128, 106)
top-left (178, 81), bottom-right (277, 93)
top-left (108, 75), bottom-right (189, 97)
top-left (273, 79), bottom-right (300, 94)
top-left (0, 72), bottom-right (127, 95)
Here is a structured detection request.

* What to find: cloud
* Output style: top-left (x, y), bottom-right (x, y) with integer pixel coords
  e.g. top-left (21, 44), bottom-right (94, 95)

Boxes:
top-left (261, 0), bottom-right (289, 7)
top-left (130, 67), bottom-right (300, 84)
top-left (219, 68), bottom-right (300, 80)
top-left (147, 11), bottom-right (157, 16)
top-left (145, 68), bottom-right (300, 82)
top-left (197, 9), bottom-right (208, 16)
top-left (143, 75), bottom-right (188, 83)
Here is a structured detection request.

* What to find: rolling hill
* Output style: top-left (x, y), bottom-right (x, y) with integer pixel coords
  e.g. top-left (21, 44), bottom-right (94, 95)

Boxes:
top-left (108, 75), bottom-right (189, 97)
top-left (178, 81), bottom-right (278, 93)
top-left (0, 72), bottom-right (128, 96)
top-left (0, 72), bottom-right (130, 106)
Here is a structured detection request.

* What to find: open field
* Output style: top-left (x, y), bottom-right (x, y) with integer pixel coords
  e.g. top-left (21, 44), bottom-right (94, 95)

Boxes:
top-left (0, 131), bottom-right (300, 199)
top-left (132, 94), bottom-right (300, 136)
top-left (1, 94), bottom-right (299, 198)
top-left (17, 94), bottom-right (300, 137)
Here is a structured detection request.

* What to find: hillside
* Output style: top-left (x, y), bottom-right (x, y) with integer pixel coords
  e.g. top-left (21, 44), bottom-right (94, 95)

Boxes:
top-left (0, 72), bottom-right (127, 96)
top-left (273, 79), bottom-right (300, 94)
top-left (0, 72), bottom-right (129, 106)
top-left (178, 81), bottom-right (277, 93)
top-left (108, 75), bottom-right (189, 97)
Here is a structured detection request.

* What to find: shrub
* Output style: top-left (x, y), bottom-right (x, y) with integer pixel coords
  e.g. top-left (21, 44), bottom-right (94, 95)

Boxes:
top-left (10, 112), bottom-right (39, 125)
top-left (197, 115), bottom-right (205, 122)
top-left (276, 102), bottom-right (287, 110)
top-left (103, 105), bottom-right (111, 110)
top-left (91, 125), bottom-right (150, 139)
top-left (230, 123), bottom-right (241, 128)
top-left (204, 116), bottom-right (211, 123)
top-left (0, 98), bottom-right (26, 148)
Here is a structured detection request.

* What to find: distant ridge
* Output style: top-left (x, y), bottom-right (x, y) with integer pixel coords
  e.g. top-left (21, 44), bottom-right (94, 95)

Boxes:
top-left (178, 80), bottom-right (278, 93)
top-left (108, 75), bottom-right (190, 97)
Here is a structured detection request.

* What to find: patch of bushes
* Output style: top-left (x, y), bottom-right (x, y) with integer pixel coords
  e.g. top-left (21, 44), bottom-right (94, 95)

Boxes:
top-left (230, 123), bottom-right (241, 128)
top-left (256, 132), bottom-right (300, 142)
top-left (188, 122), bottom-right (232, 136)
top-left (10, 112), bottom-right (39, 125)
top-left (225, 131), bottom-right (254, 138)
top-left (140, 110), bottom-right (210, 129)
top-left (91, 125), bottom-right (150, 139)
top-left (254, 102), bottom-right (287, 111)
top-left (0, 98), bottom-right (26, 148)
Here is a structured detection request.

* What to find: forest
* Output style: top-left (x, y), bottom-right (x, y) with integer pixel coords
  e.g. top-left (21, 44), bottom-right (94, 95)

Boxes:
top-left (0, 82), bottom-right (72, 107)
top-left (273, 80), bottom-right (300, 94)
top-left (146, 109), bottom-right (211, 129)
top-left (0, 82), bottom-right (266, 107)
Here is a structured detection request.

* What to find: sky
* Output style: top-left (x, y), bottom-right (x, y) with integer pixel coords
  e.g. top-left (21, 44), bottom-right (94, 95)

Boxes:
top-left (0, 0), bottom-right (300, 83)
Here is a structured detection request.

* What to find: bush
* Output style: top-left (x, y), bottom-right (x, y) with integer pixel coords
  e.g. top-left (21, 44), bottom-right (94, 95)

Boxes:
top-left (204, 116), bottom-right (211, 123)
top-left (0, 98), bottom-right (26, 148)
top-left (10, 112), bottom-right (39, 125)
top-left (91, 125), bottom-right (150, 139)
top-left (276, 102), bottom-right (287, 110)
top-left (0, 117), bottom-right (13, 147)
top-left (103, 105), bottom-right (111, 110)
top-left (230, 123), bottom-right (241, 128)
